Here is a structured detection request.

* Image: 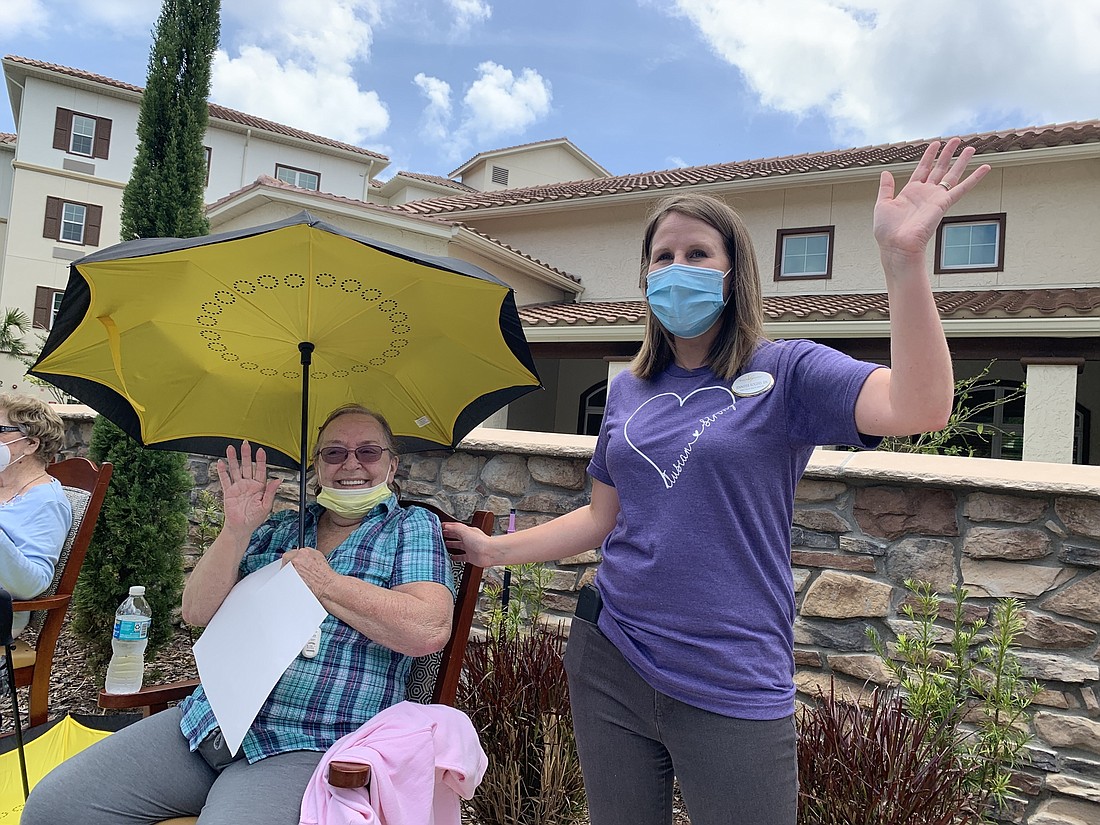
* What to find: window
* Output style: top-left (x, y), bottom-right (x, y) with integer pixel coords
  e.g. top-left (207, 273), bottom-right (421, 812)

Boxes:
top-left (52, 108), bottom-right (112, 159)
top-left (935, 213), bottom-right (1006, 273)
top-left (775, 227), bottom-right (834, 280)
top-left (34, 287), bottom-right (65, 330)
top-left (204, 146), bottom-right (212, 186)
top-left (491, 165), bottom-right (509, 186)
top-left (275, 164), bottom-right (320, 191)
top-left (577, 381), bottom-right (607, 436)
top-left (43, 196), bottom-right (103, 246)
top-left (61, 202), bottom-right (86, 243)
top-left (944, 381), bottom-right (1025, 461)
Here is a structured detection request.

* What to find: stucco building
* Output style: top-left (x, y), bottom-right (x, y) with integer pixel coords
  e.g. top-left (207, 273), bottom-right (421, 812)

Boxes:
top-left (2, 55), bottom-right (1098, 464)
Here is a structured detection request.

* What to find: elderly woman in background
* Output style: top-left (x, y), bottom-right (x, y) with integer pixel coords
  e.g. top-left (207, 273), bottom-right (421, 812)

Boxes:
top-left (0, 392), bottom-right (73, 637)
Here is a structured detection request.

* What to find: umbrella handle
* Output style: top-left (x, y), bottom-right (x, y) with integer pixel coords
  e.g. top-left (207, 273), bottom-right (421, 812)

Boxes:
top-left (298, 342), bottom-right (315, 550)
top-left (4, 644), bottom-right (29, 800)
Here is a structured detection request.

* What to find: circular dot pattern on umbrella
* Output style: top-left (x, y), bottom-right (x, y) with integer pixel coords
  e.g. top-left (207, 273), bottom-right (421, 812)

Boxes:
top-left (194, 272), bottom-right (413, 379)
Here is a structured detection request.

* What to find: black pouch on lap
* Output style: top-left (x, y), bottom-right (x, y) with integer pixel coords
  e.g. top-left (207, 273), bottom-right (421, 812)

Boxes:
top-left (574, 583), bottom-right (603, 623)
top-left (197, 728), bottom-right (245, 771)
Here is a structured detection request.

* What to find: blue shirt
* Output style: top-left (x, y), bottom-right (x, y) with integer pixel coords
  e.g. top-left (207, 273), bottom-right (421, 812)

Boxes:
top-left (179, 496), bottom-right (454, 762)
top-left (0, 477), bottom-right (73, 636)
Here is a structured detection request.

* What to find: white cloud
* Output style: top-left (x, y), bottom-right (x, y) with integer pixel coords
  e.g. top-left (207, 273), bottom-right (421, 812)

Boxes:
top-left (446, 0), bottom-right (491, 31)
top-left (81, 0), bottom-right (161, 33)
top-left (212, 0), bottom-right (390, 145)
top-left (414, 73), bottom-right (453, 143)
top-left (667, 0), bottom-right (1100, 144)
top-left (213, 46), bottom-right (389, 144)
top-left (412, 61), bottom-right (553, 161)
top-left (8, 0), bottom-right (48, 35)
top-left (462, 61), bottom-right (552, 142)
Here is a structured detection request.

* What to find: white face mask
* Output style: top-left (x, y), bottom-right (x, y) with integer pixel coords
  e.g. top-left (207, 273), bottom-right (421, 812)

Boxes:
top-left (316, 479), bottom-right (393, 518)
top-left (0, 436), bottom-right (30, 473)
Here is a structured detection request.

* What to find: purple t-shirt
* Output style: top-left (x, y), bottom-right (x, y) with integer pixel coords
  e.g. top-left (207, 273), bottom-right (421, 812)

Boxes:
top-left (587, 339), bottom-right (881, 719)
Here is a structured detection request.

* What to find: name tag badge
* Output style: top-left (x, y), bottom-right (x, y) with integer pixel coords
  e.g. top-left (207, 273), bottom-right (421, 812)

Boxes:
top-left (732, 371), bottom-right (775, 397)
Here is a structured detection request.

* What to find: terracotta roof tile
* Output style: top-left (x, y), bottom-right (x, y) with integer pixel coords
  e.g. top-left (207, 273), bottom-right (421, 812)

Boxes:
top-left (4, 55), bottom-right (388, 161)
top-left (0, 133), bottom-right (15, 145)
top-left (396, 120), bottom-right (1100, 216)
top-left (518, 288), bottom-right (1100, 327)
top-left (381, 171), bottom-right (474, 193)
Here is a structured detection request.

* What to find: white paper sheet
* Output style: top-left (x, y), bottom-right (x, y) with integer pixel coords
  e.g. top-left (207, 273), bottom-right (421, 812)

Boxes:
top-left (192, 560), bottom-right (327, 755)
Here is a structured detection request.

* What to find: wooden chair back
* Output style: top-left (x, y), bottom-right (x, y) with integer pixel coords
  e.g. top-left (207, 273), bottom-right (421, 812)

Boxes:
top-left (10, 457), bottom-right (114, 727)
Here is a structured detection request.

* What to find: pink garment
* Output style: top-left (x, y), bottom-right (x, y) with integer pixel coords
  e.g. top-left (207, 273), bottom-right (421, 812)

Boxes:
top-left (299, 702), bottom-right (487, 825)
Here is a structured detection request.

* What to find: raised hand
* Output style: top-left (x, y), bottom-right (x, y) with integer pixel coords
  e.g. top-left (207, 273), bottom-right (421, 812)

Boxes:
top-left (216, 440), bottom-right (282, 535)
top-left (873, 137), bottom-right (991, 268)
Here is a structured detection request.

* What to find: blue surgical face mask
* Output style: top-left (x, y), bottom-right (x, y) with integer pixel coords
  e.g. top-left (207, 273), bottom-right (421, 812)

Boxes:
top-left (645, 263), bottom-right (731, 339)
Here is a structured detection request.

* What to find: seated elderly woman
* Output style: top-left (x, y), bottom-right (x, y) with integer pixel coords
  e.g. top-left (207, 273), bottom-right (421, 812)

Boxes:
top-left (23, 404), bottom-right (455, 825)
top-left (0, 392), bottom-right (72, 637)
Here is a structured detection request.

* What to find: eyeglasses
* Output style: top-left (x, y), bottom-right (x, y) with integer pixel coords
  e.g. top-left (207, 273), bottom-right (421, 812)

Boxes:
top-left (0, 426), bottom-right (23, 434)
top-left (318, 445), bottom-right (390, 465)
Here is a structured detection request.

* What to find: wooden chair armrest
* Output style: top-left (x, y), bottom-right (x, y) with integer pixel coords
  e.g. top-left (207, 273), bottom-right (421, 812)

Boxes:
top-left (98, 678), bottom-right (200, 716)
top-left (328, 760), bottom-right (371, 789)
top-left (12, 595), bottom-right (70, 612)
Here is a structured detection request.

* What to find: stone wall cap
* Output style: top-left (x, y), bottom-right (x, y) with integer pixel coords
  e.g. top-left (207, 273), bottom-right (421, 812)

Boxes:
top-left (459, 427), bottom-right (597, 459)
top-left (53, 403), bottom-right (98, 420)
top-left (808, 449), bottom-right (1100, 497)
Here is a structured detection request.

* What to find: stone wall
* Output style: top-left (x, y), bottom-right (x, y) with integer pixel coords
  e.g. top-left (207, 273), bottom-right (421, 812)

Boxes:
top-left (57, 410), bottom-right (1099, 824)
top-left (400, 431), bottom-right (1100, 825)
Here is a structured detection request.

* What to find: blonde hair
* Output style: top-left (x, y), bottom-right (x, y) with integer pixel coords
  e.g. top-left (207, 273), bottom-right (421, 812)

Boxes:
top-left (0, 392), bottom-right (66, 465)
top-left (629, 193), bottom-right (766, 381)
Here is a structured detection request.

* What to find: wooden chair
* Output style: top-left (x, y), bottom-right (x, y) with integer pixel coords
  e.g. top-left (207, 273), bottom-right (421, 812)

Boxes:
top-left (8, 457), bottom-right (114, 728)
top-left (97, 502), bottom-right (491, 823)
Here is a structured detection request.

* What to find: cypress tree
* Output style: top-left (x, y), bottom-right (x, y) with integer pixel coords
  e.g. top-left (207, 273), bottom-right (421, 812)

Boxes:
top-left (120, 0), bottom-right (219, 241)
top-left (74, 0), bottom-right (221, 675)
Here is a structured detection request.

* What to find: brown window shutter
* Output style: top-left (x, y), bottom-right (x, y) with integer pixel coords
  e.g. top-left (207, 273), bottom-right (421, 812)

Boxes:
top-left (34, 287), bottom-right (53, 329)
top-left (53, 108), bottom-right (72, 151)
top-left (84, 204), bottom-right (103, 247)
top-left (43, 196), bottom-right (62, 240)
top-left (93, 117), bottom-right (112, 159)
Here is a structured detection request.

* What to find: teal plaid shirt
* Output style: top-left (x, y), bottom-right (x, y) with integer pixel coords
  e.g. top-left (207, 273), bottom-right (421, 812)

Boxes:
top-left (179, 496), bottom-right (454, 762)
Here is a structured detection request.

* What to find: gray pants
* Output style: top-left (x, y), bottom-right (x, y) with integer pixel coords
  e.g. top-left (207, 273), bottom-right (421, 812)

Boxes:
top-left (21, 708), bottom-right (323, 825)
top-left (564, 618), bottom-right (798, 825)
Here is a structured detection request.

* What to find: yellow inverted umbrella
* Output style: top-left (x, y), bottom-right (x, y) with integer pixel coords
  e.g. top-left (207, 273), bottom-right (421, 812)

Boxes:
top-left (0, 714), bottom-right (114, 813)
top-left (30, 212), bottom-right (541, 540)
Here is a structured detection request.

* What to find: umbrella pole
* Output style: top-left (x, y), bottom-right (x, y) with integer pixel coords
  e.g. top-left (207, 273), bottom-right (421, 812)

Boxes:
top-left (298, 342), bottom-right (315, 550)
top-left (4, 645), bottom-right (29, 799)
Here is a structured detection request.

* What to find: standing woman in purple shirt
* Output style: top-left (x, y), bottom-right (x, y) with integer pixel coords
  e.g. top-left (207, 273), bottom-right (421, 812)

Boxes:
top-left (444, 139), bottom-right (990, 825)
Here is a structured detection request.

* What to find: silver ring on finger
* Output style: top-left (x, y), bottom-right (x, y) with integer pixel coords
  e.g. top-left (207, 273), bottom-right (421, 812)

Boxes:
top-left (937, 181), bottom-right (952, 191)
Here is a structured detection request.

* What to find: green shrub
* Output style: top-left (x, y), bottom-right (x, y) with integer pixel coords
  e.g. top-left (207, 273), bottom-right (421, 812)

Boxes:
top-left (867, 580), bottom-right (1041, 816)
top-left (72, 418), bottom-right (193, 677)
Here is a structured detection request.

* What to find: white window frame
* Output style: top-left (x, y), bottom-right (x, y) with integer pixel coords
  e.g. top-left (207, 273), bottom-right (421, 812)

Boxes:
top-left (60, 202), bottom-right (87, 244)
top-left (275, 164), bottom-right (320, 191)
top-left (70, 114), bottom-right (96, 156)
top-left (775, 227), bottom-right (834, 280)
top-left (51, 291), bottom-right (65, 328)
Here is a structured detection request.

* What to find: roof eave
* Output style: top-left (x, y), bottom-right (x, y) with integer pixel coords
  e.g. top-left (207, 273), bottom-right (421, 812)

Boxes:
top-left (521, 316), bottom-right (1100, 342)
top-left (451, 227), bottom-right (584, 296)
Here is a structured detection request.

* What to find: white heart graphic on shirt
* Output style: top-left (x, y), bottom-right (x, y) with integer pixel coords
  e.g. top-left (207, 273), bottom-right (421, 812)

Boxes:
top-left (623, 386), bottom-right (737, 489)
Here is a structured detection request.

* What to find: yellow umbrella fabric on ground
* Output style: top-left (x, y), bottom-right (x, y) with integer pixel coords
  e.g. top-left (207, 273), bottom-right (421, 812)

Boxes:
top-left (0, 715), bottom-right (112, 815)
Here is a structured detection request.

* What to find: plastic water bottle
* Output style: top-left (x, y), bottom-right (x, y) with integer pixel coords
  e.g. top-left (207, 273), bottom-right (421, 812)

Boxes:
top-left (104, 585), bottom-right (152, 694)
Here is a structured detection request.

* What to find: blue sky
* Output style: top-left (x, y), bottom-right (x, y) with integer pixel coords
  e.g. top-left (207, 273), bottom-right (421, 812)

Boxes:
top-left (5, 0), bottom-right (1099, 180)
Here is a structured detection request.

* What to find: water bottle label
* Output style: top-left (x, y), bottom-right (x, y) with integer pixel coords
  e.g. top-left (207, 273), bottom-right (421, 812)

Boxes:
top-left (114, 617), bottom-right (151, 641)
